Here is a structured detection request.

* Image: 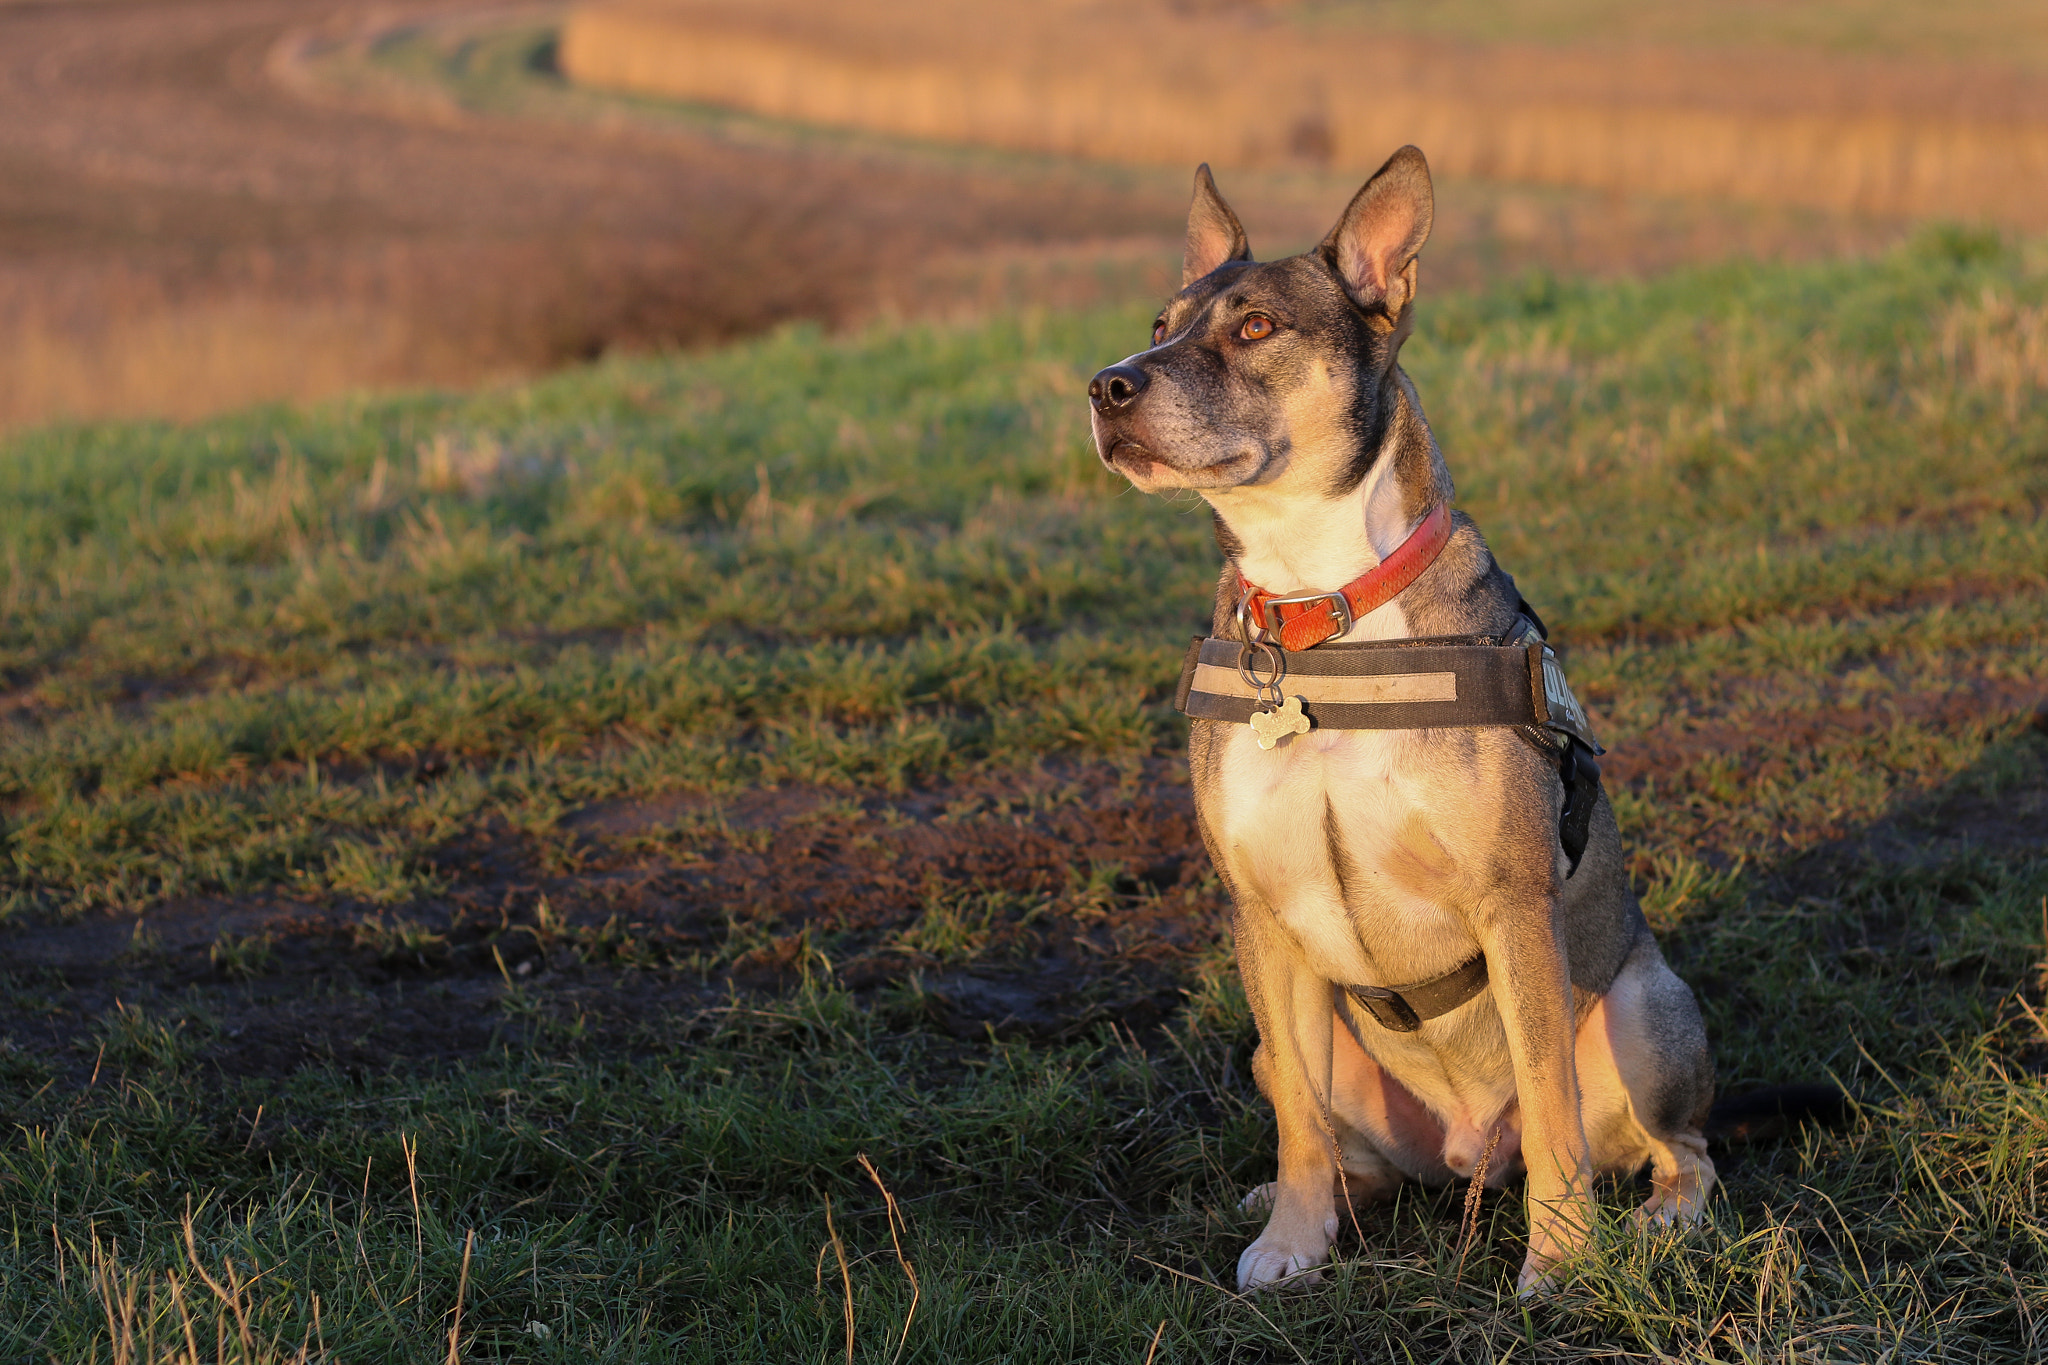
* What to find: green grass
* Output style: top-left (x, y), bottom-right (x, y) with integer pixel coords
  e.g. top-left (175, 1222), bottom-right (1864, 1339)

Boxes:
top-left (4, 229), bottom-right (2048, 1360)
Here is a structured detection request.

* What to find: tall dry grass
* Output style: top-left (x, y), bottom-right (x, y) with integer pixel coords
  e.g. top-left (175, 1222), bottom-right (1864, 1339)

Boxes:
top-left (0, 248), bottom-right (579, 430)
top-left (0, 227), bottom-right (868, 431)
top-left (562, 0), bottom-right (2048, 228)
top-left (84, 1214), bottom-right (323, 1365)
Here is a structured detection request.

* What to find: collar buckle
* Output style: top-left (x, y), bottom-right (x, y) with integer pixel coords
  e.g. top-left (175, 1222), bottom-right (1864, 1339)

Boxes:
top-left (1256, 589), bottom-right (1353, 642)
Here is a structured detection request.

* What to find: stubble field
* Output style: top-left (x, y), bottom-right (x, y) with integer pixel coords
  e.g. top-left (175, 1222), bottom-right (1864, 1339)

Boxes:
top-left (3, 224), bottom-right (2047, 1360)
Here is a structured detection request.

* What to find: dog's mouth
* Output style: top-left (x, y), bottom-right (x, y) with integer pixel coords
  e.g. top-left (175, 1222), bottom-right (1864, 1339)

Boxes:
top-left (1103, 437), bottom-right (1163, 478)
top-left (1104, 438), bottom-right (1263, 490)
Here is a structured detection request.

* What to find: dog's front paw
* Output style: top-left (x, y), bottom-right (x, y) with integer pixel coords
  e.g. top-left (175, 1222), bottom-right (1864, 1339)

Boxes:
top-left (1237, 1182), bottom-right (1276, 1214)
top-left (1514, 1249), bottom-right (1566, 1297)
top-left (1516, 1198), bottom-right (1593, 1296)
top-left (1236, 1233), bottom-right (1329, 1291)
top-left (1633, 1184), bottom-right (1706, 1227)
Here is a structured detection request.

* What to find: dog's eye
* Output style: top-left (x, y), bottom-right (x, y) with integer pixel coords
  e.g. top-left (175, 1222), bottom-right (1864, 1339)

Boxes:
top-left (1152, 321), bottom-right (1167, 345)
top-left (1240, 315), bottom-right (1275, 341)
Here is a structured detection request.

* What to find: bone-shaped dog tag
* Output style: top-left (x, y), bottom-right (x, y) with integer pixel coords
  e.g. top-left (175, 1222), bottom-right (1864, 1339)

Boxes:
top-left (1249, 695), bottom-right (1310, 750)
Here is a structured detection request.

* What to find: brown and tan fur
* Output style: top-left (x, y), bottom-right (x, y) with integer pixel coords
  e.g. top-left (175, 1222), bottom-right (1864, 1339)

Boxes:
top-left (1085, 148), bottom-right (1716, 1293)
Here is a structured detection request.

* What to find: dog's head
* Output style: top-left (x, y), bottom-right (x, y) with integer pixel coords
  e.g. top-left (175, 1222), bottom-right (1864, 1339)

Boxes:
top-left (1088, 147), bottom-right (1434, 497)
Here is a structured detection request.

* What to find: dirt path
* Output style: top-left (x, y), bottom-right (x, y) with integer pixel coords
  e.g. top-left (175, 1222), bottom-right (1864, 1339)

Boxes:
top-left (5, 726), bottom-right (2042, 1091)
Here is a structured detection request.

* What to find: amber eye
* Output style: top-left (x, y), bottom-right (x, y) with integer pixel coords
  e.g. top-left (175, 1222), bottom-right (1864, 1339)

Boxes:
top-left (1151, 321), bottom-right (1167, 345)
top-left (1240, 314), bottom-right (1275, 341)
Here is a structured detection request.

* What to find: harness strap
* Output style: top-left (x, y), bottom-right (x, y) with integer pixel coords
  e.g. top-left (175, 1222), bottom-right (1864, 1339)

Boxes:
top-left (1346, 953), bottom-right (1489, 1032)
top-left (1174, 621), bottom-right (1600, 752)
top-left (1503, 611), bottom-right (1603, 877)
top-left (1179, 633), bottom-right (1544, 730)
top-left (1558, 735), bottom-right (1601, 875)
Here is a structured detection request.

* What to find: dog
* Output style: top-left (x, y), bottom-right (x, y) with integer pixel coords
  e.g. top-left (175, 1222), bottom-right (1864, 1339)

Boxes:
top-left (1086, 147), bottom-right (1716, 1293)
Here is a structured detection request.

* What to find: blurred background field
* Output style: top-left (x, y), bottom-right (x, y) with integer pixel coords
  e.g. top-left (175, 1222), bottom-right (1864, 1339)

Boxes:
top-left (13, 0), bottom-right (2043, 430)
top-left (4, 2), bottom-right (2048, 1361)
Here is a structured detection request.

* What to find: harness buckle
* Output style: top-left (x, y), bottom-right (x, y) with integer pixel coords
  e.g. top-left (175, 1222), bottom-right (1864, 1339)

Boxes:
top-left (1254, 589), bottom-right (1354, 642)
top-left (1346, 983), bottom-right (1422, 1033)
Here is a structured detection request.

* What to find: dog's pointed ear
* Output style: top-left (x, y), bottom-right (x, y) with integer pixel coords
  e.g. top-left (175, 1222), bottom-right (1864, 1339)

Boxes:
top-left (1184, 164), bottom-right (1252, 287)
top-left (1321, 145), bottom-right (1433, 319)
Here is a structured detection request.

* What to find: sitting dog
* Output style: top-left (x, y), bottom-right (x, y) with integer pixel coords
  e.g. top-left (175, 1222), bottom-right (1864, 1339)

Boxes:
top-left (1086, 147), bottom-right (1716, 1293)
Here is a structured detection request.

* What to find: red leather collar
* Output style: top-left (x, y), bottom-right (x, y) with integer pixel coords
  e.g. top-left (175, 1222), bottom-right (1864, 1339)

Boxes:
top-left (1237, 503), bottom-right (1453, 652)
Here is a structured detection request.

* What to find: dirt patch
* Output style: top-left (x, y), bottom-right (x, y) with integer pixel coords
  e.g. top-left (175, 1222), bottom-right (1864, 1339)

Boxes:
top-left (0, 761), bottom-right (1221, 1089)
top-left (1601, 678), bottom-right (2048, 793)
top-left (1776, 724), bottom-right (2048, 886)
top-left (8, 710), bottom-right (2041, 1095)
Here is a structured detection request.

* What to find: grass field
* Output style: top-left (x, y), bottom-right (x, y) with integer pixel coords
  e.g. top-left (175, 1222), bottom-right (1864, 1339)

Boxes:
top-left (3, 228), bottom-right (2048, 1360)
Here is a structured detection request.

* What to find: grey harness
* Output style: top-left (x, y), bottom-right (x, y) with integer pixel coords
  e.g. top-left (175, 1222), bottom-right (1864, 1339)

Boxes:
top-left (1174, 606), bottom-right (1604, 1032)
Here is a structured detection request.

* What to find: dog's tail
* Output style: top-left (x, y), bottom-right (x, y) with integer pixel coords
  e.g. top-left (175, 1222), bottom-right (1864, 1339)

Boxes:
top-left (1704, 1082), bottom-right (1852, 1145)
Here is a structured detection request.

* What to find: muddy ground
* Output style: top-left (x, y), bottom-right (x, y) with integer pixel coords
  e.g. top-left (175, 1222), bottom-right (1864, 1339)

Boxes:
top-left (6, 713), bottom-right (2044, 1100)
top-left (0, 761), bottom-right (1221, 1089)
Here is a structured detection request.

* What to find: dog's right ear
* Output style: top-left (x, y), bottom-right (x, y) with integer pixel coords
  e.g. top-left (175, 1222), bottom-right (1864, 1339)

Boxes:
top-left (1321, 145), bottom-right (1434, 321)
top-left (1183, 164), bottom-right (1252, 287)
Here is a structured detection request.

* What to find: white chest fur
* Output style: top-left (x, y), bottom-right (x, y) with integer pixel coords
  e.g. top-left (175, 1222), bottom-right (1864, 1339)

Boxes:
top-left (1211, 715), bottom-right (1478, 991)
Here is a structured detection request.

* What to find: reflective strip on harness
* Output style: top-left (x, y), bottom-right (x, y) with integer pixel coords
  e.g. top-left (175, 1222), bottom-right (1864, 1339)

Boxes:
top-left (1174, 627), bottom-right (1602, 754)
top-left (1177, 636), bottom-right (1555, 733)
top-left (1189, 662), bottom-right (1457, 706)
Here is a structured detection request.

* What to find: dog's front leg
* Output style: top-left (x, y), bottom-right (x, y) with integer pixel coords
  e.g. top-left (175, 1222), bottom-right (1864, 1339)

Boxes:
top-left (1479, 886), bottom-right (1596, 1293)
top-left (1236, 908), bottom-right (1341, 1290)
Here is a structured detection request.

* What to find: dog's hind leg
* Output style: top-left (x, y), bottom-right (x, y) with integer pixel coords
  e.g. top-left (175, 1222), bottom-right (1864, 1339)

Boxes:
top-left (1576, 934), bottom-right (1717, 1224)
top-left (1327, 1007), bottom-right (1444, 1197)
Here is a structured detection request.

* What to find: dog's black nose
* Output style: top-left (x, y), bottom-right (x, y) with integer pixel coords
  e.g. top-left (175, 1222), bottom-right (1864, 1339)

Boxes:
top-left (1088, 364), bottom-right (1149, 414)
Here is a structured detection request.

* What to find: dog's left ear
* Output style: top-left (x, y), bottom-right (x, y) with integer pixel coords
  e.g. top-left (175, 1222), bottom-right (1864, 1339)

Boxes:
top-left (1321, 145), bottom-right (1434, 320)
top-left (1184, 164), bottom-right (1252, 287)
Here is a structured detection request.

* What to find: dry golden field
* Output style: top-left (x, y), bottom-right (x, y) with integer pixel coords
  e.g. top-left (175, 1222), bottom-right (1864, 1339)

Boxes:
top-left (565, 0), bottom-right (2048, 227)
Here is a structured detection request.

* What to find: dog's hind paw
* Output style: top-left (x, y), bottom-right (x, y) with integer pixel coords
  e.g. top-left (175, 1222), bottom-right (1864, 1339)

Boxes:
top-left (1237, 1182), bottom-right (1276, 1214)
top-left (1633, 1183), bottom-right (1709, 1227)
top-left (1633, 1137), bottom-right (1715, 1227)
top-left (1515, 1253), bottom-right (1566, 1297)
